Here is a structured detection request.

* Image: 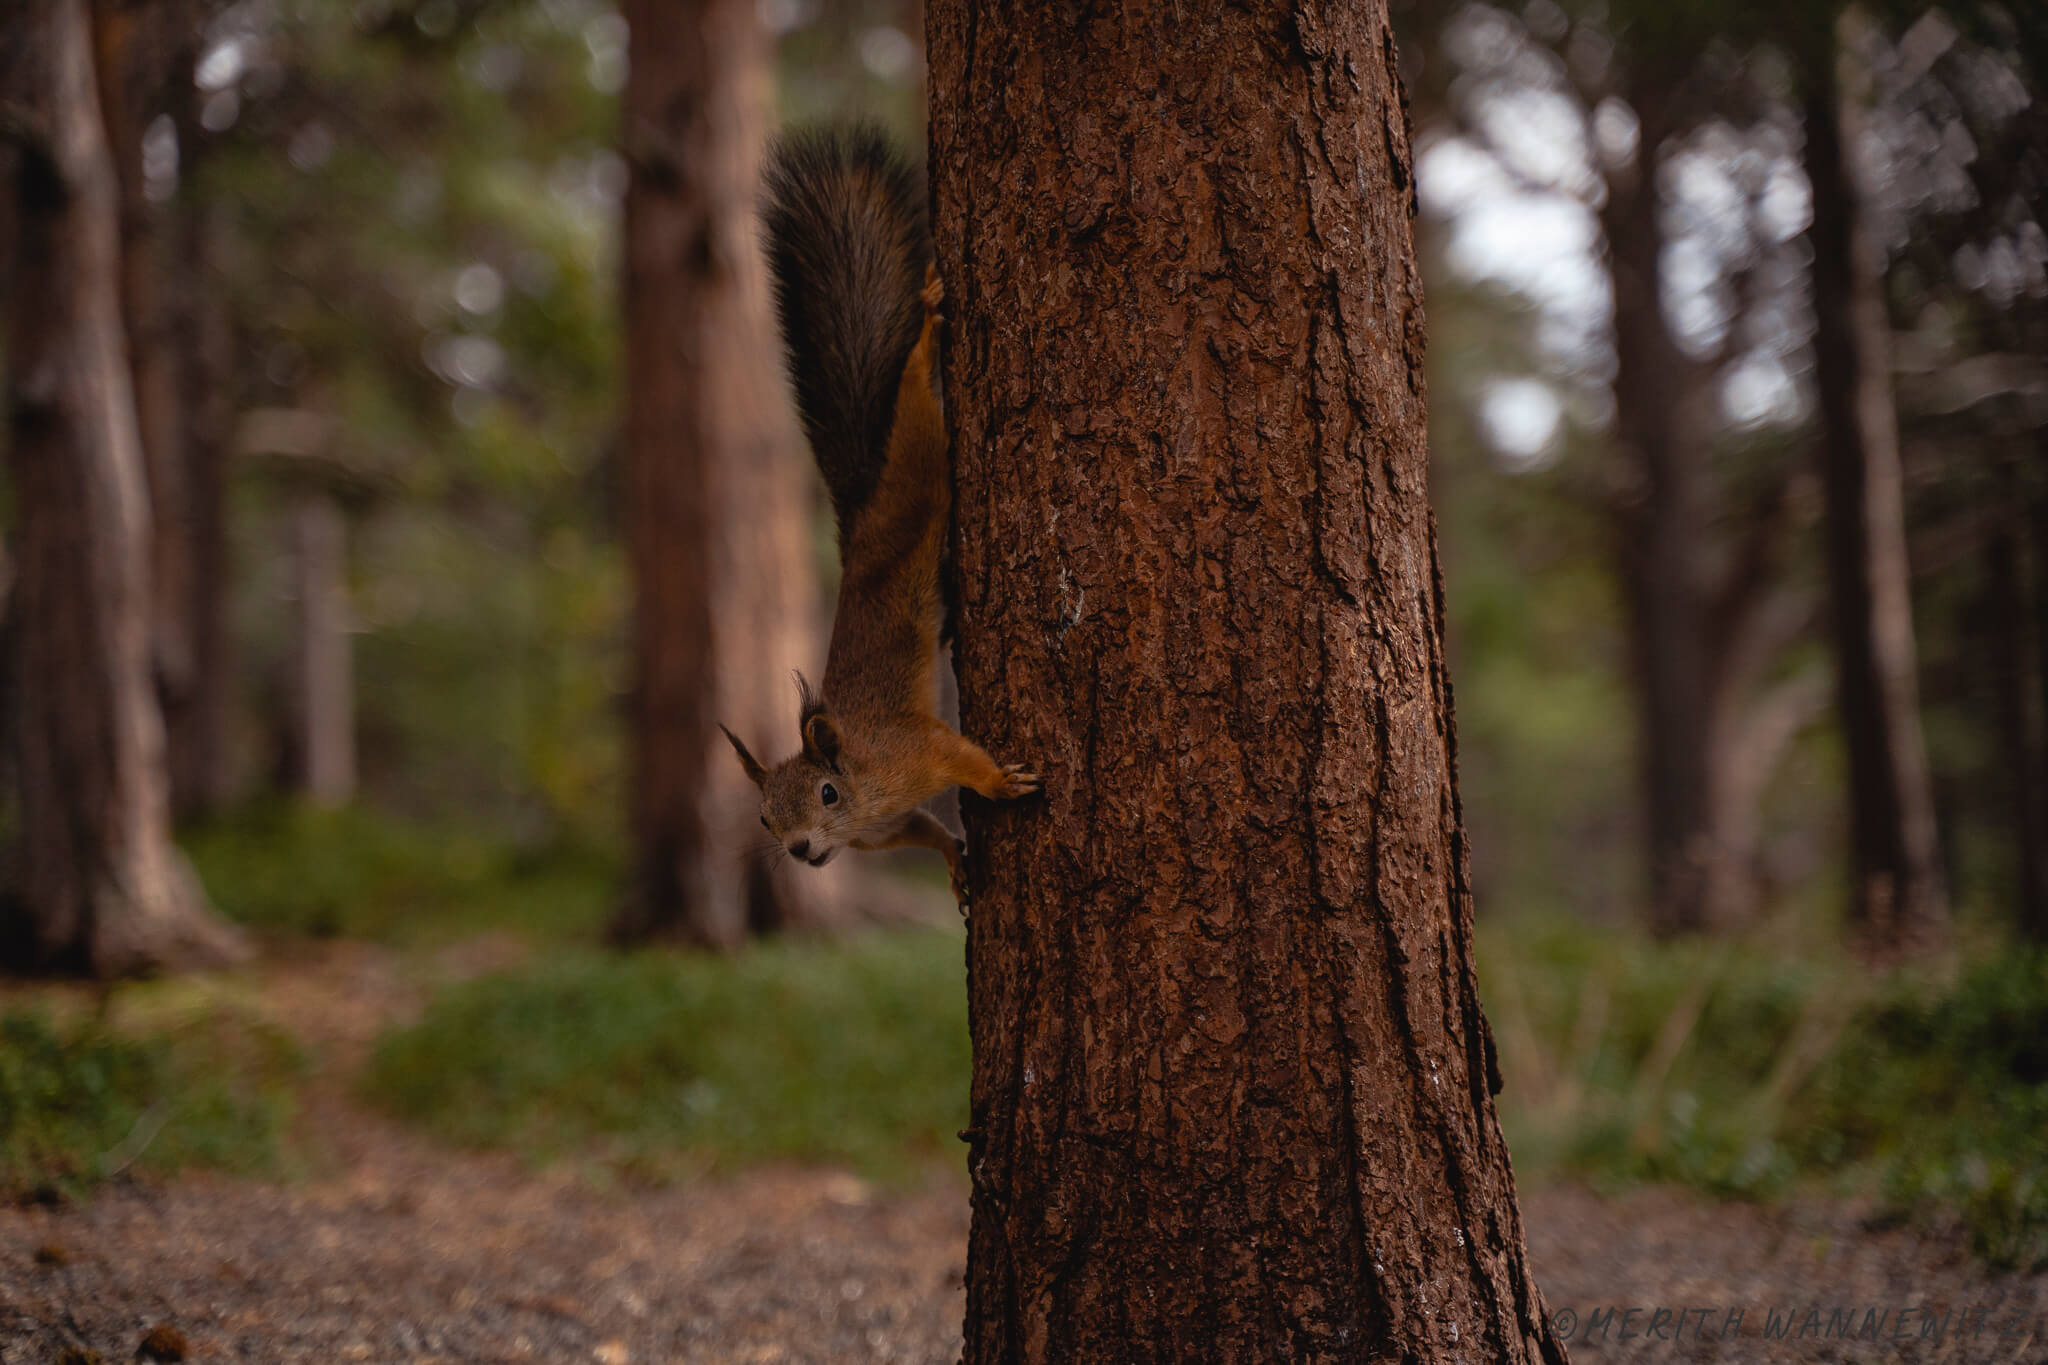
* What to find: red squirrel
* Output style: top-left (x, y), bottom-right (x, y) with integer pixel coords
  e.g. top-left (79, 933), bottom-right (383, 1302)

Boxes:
top-left (720, 126), bottom-right (1040, 902)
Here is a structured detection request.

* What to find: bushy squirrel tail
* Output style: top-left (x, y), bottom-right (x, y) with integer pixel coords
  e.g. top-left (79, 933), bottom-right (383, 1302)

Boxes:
top-left (761, 124), bottom-right (931, 542)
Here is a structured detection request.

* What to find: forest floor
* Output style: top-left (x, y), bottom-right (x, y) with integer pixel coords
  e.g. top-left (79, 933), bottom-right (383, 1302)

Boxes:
top-left (0, 942), bottom-right (2043, 1364)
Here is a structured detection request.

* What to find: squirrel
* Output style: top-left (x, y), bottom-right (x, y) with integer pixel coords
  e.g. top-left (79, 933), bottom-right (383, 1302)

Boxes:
top-left (719, 125), bottom-right (1040, 903)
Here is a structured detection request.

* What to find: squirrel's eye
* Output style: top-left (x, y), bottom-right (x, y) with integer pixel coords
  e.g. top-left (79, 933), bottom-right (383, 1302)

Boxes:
top-left (759, 815), bottom-right (769, 830)
top-left (820, 782), bottom-right (839, 806)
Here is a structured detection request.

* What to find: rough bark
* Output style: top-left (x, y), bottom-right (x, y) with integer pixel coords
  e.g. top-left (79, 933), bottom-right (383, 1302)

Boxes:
top-left (615, 0), bottom-right (846, 947)
top-left (1801, 37), bottom-right (1948, 951)
top-left (929, 4), bottom-right (1564, 1360)
top-left (0, 0), bottom-right (244, 975)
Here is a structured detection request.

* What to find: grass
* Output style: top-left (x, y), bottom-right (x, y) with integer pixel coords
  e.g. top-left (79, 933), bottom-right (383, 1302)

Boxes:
top-left (182, 800), bottom-right (615, 946)
top-left (12, 803), bottom-right (2044, 1271)
top-left (0, 1004), bottom-right (300, 1200)
top-left (364, 926), bottom-right (970, 1185)
top-left (1798, 950), bottom-right (2048, 1268)
top-left (1481, 911), bottom-right (2048, 1269)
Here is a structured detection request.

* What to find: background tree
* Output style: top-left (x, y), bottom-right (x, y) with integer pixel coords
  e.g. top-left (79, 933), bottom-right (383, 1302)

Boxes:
top-left (1600, 45), bottom-right (1817, 937)
top-left (89, 0), bottom-right (232, 818)
top-left (184, 0), bottom-right (630, 833)
top-left (1797, 12), bottom-right (1950, 950)
top-left (0, 0), bottom-right (243, 973)
top-left (929, 1), bottom-right (1566, 1357)
top-left (614, 0), bottom-right (847, 946)
top-left (1881, 2), bottom-right (2048, 939)
top-left (1428, 3), bottom-right (1829, 936)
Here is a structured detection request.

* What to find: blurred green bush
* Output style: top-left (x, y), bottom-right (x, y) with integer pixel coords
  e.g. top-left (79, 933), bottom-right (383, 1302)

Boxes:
top-left (1481, 913), bottom-right (2048, 1270)
top-left (183, 800), bottom-right (613, 945)
top-left (0, 1006), bottom-right (299, 1200)
top-left (364, 928), bottom-right (970, 1185)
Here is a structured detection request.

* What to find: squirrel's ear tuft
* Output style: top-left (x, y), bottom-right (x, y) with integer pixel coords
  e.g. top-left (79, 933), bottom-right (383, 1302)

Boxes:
top-left (801, 711), bottom-right (842, 773)
top-left (719, 724), bottom-right (768, 790)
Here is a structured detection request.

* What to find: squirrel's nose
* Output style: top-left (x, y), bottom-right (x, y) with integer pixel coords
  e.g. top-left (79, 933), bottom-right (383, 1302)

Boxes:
top-left (787, 838), bottom-right (811, 860)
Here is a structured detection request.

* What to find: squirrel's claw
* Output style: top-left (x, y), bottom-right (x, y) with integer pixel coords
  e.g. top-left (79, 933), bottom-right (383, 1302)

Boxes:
top-left (995, 762), bottom-right (1041, 799)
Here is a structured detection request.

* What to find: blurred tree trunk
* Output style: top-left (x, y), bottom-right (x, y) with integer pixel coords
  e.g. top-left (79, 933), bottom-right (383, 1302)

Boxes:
top-left (1801, 34), bottom-right (1948, 952)
top-left (1988, 473), bottom-right (2048, 936)
top-left (2034, 460), bottom-right (2048, 940)
top-left (291, 490), bottom-right (353, 807)
top-left (615, 0), bottom-right (845, 947)
top-left (0, 0), bottom-right (244, 974)
top-left (1603, 77), bottom-right (1724, 935)
top-left (90, 0), bottom-right (227, 819)
top-left (175, 178), bottom-right (236, 813)
top-left (1602, 73), bottom-right (1758, 937)
top-left (930, 3), bottom-right (1565, 1359)
top-left (1597, 63), bottom-right (1814, 937)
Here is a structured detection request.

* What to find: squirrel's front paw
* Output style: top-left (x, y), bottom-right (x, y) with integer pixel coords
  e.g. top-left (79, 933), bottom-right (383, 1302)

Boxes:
top-left (922, 265), bottom-right (944, 313)
top-left (994, 762), bottom-right (1041, 799)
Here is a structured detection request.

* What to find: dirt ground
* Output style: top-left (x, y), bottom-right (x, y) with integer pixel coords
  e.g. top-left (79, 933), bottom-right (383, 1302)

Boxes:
top-left (4, 1157), bottom-right (2044, 1364)
top-left (0, 1131), bottom-right (969, 1364)
top-left (1, 943), bottom-right (2042, 1363)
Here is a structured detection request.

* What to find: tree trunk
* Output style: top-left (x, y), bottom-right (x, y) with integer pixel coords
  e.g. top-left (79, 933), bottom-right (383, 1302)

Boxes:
top-left (0, 0), bottom-right (244, 975)
top-left (1801, 36), bottom-right (1948, 952)
top-left (89, 0), bottom-right (217, 818)
top-left (929, 4), bottom-right (1565, 1359)
top-left (1987, 484), bottom-right (2048, 936)
top-left (174, 186), bottom-right (236, 814)
top-left (290, 490), bottom-right (354, 807)
top-left (2032, 450), bottom-right (2048, 940)
top-left (1600, 76), bottom-right (1736, 936)
top-left (615, 0), bottom-right (846, 947)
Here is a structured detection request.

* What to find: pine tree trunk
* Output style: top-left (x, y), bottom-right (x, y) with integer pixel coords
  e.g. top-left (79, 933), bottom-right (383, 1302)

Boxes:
top-left (1600, 76), bottom-right (1738, 937)
top-left (90, 0), bottom-right (197, 795)
top-left (2031, 452), bottom-right (2048, 941)
top-left (1801, 37), bottom-right (1948, 952)
top-left (1, 0), bottom-right (244, 975)
top-left (290, 490), bottom-right (354, 807)
top-left (174, 187), bottom-right (236, 815)
top-left (615, 0), bottom-right (846, 947)
top-left (928, 3), bottom-right (1565, 1358)
top-left (1988, 481), bottom-right (2048, 936)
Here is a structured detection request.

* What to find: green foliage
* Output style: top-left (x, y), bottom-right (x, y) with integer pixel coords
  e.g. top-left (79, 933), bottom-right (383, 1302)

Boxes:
top-left (1795, 952), bottom-right (2048, 1269)
top-left (1484, 915), bottom-right (2048, 1268)
top-left (1424, 267), bottom-right (1641, 922)
top-left (364, 928), bottom-right (970, 1184)
top-left (183, 800), bottom-right (614, 946)
top-left (0, 1008), bottom-right (297, 1199)
top-left (201, 0), bottom-right (627, 835)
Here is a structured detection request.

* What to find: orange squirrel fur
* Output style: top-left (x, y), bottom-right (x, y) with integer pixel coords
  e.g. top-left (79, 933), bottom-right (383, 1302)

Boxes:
top-left (720, 126), bottom-right (1038, 900)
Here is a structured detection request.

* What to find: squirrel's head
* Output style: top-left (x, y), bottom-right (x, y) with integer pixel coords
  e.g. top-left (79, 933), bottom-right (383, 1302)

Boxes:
top-left (719, 678), bottom-right (864, 868)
